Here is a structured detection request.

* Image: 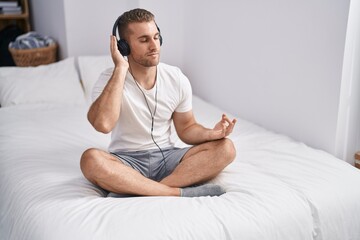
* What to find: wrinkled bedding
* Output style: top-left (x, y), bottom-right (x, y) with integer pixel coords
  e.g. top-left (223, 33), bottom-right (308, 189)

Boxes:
top-left (1, 96), bottom-right (360, 240)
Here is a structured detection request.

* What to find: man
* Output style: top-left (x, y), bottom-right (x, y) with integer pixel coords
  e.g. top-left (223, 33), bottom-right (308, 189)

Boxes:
top-left (80, 8), bottom-right (237, 197)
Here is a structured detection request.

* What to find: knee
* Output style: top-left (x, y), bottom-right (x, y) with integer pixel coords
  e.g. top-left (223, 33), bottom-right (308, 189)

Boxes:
top-left (219, 138), bottom-right (236, 164)
top-left (80, 148), bottom-right (103, 181)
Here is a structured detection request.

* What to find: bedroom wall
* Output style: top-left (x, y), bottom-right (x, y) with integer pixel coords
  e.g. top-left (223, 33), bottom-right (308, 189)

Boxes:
top-left (30, 0), bottom-right (139, 59)
top-left (180, 0), bottom-right (352, 163)
top-left (29, 0), bottom-right (68, 59)
top-left (30, 0), bottom-right (358, 164)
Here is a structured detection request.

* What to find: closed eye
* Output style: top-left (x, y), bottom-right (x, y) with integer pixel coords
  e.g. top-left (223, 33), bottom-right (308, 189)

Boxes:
top-left (138, 33), bottom-right (160, 43)
top-left (139, 38), bottom-right (147, 43)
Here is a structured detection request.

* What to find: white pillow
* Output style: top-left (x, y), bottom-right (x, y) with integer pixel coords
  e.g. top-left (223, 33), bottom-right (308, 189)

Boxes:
top-left (0, 57), bottom-right (85, 107)
top-left (77, 55), bottom-right (113, 103)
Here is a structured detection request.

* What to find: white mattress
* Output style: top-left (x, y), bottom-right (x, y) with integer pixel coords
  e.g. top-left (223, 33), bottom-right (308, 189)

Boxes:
top-left (1, 96), bottom-right (360, 240)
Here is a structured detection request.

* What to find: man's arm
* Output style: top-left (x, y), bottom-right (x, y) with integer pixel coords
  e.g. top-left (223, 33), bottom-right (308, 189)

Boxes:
top-left (87, 36), bottom-right (129, 133)
top-left (172, 110), bottom-right (237, 145)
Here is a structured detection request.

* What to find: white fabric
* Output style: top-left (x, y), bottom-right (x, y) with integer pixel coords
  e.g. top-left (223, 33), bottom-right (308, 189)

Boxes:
top-left (1, 96), bottom-right (360, 240)
top-left (77, 55), bottom-right (113, 103)
top-left (92, 63), bottom-right (192, 152)
top-left (0, 58), bottom-right (85, 107)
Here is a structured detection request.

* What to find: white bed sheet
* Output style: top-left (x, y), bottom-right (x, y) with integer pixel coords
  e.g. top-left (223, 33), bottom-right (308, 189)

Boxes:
top-left (1, 96), bottom-right (360, 240)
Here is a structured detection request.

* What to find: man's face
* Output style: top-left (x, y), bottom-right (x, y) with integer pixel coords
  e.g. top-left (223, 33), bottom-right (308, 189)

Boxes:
top-left (127, 21), bottom-right (161, 67)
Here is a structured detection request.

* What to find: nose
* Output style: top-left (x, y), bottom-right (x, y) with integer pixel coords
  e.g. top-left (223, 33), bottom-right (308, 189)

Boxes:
top-left (149, 38), bottom-right (159, 51)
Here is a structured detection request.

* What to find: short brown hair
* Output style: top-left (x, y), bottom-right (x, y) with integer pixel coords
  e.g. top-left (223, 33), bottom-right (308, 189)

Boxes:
top-left (117, 8), bottom-right (155, 39)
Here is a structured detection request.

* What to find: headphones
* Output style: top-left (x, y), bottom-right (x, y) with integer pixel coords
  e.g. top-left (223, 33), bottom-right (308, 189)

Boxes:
top-left (112, 16), bottom-right (163, 56)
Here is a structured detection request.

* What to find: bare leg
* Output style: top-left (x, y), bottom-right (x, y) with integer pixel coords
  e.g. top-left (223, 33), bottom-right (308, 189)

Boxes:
top-left (160, 138), bottom-right (236, 188)
top-left (80, 148), bottom-right (180, 196)
top-left (80, 138), bottom-right (235, 197)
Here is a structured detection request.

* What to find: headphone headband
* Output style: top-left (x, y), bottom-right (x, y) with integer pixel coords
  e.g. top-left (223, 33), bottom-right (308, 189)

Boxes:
top-left (112, 16), bottom-right (163, 56)
top-left (112, 16), bottom-right (121, 39)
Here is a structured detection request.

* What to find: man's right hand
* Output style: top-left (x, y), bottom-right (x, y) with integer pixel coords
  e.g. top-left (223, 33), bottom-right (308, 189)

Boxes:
top-left (110, 35), bottom-right (129, 70)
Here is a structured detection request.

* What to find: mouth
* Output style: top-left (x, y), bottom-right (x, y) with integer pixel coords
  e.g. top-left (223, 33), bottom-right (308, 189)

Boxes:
top-left (147, 52), bottom-right (159, 57)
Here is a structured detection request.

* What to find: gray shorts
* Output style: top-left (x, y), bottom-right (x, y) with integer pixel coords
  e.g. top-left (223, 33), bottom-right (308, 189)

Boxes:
top-left (111, 147), bottom-right (191, 182)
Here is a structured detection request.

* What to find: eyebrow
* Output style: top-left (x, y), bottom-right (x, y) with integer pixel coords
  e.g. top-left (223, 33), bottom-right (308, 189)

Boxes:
top-left (137, 32), bottom-right (160, 40)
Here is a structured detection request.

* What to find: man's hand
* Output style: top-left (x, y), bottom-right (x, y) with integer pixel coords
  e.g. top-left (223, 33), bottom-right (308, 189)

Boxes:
top-left (110, 35), bottom-right (129, 70)
top-left (211, 114), bottom-right (237, 140)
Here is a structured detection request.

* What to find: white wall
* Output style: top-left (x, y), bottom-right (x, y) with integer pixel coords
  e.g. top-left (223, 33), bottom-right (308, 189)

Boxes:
top-left (62, 0), bottom-right (140, 58)
top-left (29, 0), bottom-right (67, 59)
top-left (30, 0), bottom-right (359, 164)
top-left (181, 0), bottom-right (351, 161)
top-left (30, 0), bottom-right (139, 59)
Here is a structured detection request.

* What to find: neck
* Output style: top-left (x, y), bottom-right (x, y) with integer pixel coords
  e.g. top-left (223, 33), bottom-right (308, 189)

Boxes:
top-left (128, 61), bottom-right (157, 90)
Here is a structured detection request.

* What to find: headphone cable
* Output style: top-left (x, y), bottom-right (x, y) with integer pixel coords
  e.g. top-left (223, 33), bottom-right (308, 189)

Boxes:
top-left (130, 68), bottom-right (168, 172)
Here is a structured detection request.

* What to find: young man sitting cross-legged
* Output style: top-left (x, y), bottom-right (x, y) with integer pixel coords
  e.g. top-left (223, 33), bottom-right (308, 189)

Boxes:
top-left (80, 8), bottom-right (237, 198)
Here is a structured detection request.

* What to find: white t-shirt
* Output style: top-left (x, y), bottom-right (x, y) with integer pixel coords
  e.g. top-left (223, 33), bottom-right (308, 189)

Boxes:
top-left (92, 62), bottom-right (192, 152)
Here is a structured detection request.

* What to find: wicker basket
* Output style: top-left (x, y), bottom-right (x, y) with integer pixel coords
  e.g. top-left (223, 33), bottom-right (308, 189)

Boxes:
top-left (9, 44), bottom-right (57, 67)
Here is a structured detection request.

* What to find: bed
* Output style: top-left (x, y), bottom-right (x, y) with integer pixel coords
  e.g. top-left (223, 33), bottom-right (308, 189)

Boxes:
top-left (1, 56), bottom-right (360, 240)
